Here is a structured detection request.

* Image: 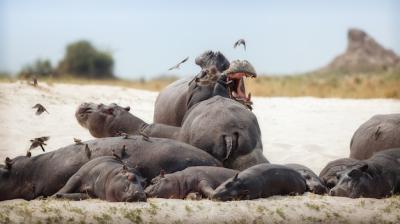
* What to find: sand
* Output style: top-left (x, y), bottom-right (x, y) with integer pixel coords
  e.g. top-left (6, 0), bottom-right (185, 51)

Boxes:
top-left (0, 81), bottom-right (400, 223)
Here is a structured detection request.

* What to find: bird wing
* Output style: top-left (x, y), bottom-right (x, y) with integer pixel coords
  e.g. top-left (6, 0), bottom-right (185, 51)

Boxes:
top-left (40, 136), bottom-right (50, 142)
top-left (180, 57), bottom-right (189, 64)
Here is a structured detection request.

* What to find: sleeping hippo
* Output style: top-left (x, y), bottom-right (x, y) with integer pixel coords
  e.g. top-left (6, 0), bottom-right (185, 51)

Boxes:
top-left (319, 158), bottom-right (360, 189)
top-left (153, 50), bottom-right (230, 126)
top-left (76, 99), bottom-right (267, 171)
top-left (212, 164), bottom-right (307, 201)
top-left (154, 53), bottom-right (256, 127)
top-left (55, 156), bottom-right (147, 202)
top-left (285, 163), bottom-right (328, 194)
top-left (0, 136), bottom-right (220, 201)
top-left (350, 114), bottom-right (400, 160)
top-left (329, 148), bottom-right (400, 198)
top-left (145, 166), bottom-right (238, 199)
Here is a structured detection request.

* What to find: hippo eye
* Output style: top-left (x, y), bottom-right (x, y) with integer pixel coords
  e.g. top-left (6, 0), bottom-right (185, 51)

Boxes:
top-left (305, 175), bottom-right (311, 180)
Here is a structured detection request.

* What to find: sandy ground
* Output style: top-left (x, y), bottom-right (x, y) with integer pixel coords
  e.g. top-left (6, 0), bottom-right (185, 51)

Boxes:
top-left (1, 81), bottom-right (400, 223)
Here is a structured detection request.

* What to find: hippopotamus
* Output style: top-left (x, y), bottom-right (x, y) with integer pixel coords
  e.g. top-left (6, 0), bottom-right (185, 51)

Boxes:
top-left (319, 158), bottom-right (360, 189)
top-left (212, 164), bottom-right (307, 201)
top-left (350, 114), bottom-right (400, 160)
top-left (55, 156), bottom-right (147, 202)
top-left (154, 52), bottom-right (256, 127)
top-left (0, 136), bottom-right (220, 201)
top-left (285, 163), bottom-right (328, 194)
top-left (329, 148), bottom-right (400, 198)
top-left (154, 50), bottom-right (230, 126)
top-left (145, 166), bottom-right (238, 199)
top-left (76, 99), bottom-right (267, 170)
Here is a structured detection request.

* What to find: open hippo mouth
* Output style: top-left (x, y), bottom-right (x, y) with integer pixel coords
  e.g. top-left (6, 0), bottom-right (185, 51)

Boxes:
top-left (226, 72), bottom-right (256, 108)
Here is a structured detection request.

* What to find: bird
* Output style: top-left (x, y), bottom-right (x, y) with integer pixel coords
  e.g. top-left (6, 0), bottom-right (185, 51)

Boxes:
top-left (74, 138), bottom-right (83, 145)
top-left (168, 57), bottom-right (189, 70)
top-left (29, 136), bottom-right (50, 152)
top-left (233, 39), bottom-right (246, 51)
top-left (32, 76), bottom-right (38, 87)
top-left (32, 104), bottom-right (49, 115)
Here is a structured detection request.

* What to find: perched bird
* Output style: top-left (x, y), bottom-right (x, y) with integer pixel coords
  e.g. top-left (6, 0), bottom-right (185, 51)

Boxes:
top-left (139, 126), bottom-right (151, 142)
top-left (74, 138), bottom-right (83, 145)
top-left (168, 57), bottom-right (189, 70)
top-left (32, 104), bottom-right (49, 115)
top-left (233, 39), bottom-right (246, 51)
top-left (29, 136), bottom-right (50, 152)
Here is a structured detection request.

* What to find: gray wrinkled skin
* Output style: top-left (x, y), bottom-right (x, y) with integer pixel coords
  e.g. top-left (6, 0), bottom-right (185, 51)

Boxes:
top-left (76, 100), bottom-right (268, 171)
top-left (319, 158), bottom-right (360, 189)
top-left (145, 166), bottom-right (237, 199)
top-left (350, 114), bottom-right (400, 160)
top-left (55, 156), bottom-right (147, 202)
top-left (212, 164), bottom-right (306, 201)
top-left (329, 148), bottom-right (400, 198)
top-left (286, 163), bottom-right (328, 194)
top-left (0, 136), bottom-right (221, 201)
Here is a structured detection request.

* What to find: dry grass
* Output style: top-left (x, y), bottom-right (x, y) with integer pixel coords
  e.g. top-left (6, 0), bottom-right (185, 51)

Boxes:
top-left (1, 71), bottom-right (399, 98)
top-left (246, 71), bottom-right (400, 98)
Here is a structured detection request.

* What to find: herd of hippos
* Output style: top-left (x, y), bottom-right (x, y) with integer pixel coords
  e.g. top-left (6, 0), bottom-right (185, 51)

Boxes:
top-left (0, 50), bottom-right (399, 202)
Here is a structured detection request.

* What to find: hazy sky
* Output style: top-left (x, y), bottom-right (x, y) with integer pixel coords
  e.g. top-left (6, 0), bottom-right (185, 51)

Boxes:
top-left (1, 0), bottom-right (399, 78)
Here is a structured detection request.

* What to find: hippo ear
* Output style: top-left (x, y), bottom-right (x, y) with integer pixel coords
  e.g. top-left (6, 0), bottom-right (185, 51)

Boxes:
top-left (5, 157), bottom-right (12, 170)
top-left (124, 106), bottom-right (130, 112)
top-left (103, 108), bottom-right (114, 115)
top-left (348, 168), bottom-right (363, 179)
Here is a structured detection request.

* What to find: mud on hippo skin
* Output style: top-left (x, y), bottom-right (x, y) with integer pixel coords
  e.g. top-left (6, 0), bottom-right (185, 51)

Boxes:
top-left (350, 113), bottom-right (400, 160)
top-left (145, 166), bottom-right (238, 199)
top-left (55, 156), bottom-right (147, 202)
top-left (0, 136), bottom-right (221, 201)
top-left (329, 148), bottom-right (400, 198)
top-left (286, 163), bottom-right (328, 194)
top-left (319, 157), bottom-right (360, 189)
top-left (212, 164), bottom-right (306, 201)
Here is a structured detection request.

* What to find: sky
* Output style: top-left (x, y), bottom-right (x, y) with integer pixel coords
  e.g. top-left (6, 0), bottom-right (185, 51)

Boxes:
top-left (1, 0), bottom-right (399, 79)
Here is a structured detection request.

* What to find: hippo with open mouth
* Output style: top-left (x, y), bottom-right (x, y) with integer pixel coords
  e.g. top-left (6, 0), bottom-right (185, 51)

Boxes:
top-left (154, 51), bottom-right (256, 126)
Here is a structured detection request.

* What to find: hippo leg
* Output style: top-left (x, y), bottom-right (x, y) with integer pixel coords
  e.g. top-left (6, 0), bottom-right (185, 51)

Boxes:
top-left (55, 193), bottom-right (90, 200)
top-left (198, 180), bottom-right (215, 198)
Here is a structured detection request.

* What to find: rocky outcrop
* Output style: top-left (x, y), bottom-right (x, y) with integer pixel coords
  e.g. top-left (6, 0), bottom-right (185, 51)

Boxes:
top-left (324, 28), bottom-right (400, 73)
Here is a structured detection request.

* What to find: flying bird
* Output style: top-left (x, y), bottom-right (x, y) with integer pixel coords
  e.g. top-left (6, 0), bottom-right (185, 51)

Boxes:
top-left (233, 39), bottom-right (246, 51)
top-left (168, 57), bottom-right (189, 70)
top-left (32, 104), bottom-right (49, 115)
top-left (29, 136), bottom-right (50, 152)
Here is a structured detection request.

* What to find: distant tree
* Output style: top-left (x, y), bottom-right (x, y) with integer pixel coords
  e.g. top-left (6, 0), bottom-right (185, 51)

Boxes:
top-left (57, 40), bottom-right (114, 79)
top-left (18, 59), bottom-right (54, 78)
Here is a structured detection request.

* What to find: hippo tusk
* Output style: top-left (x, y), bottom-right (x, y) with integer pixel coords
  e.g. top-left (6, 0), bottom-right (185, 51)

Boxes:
top-left (224, 136), bottom-right (233, 161)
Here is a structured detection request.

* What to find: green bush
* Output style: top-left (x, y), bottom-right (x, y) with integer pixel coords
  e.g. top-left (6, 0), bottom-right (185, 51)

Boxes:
top-left (57, 40), bottom-right (114, 79)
